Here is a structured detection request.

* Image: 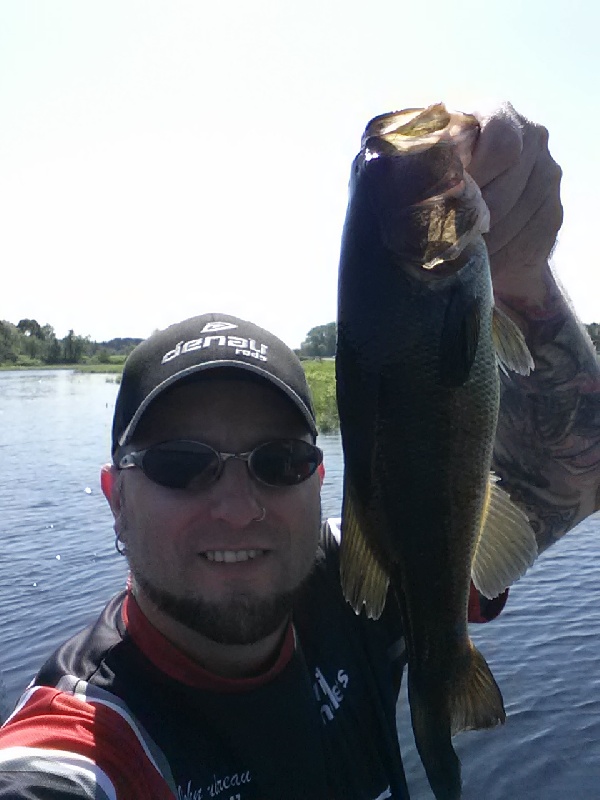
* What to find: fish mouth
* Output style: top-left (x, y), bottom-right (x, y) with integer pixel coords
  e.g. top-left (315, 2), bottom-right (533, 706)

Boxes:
top-left (201, 549), bottom-right (267, 564)
top-left (358, 103), bottom-right (489, 271)
top-left (362, 103), bottom-right (480, 167)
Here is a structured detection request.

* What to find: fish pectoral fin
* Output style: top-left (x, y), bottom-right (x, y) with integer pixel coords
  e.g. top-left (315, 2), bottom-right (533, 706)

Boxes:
top-left (339, 483), bottom-right (389, 620)
top-left (471, 474), bottom-right (538, 599)
top-left (492, 306), bottom-right (535, 375)
top-left (438, 287), bottom-right (481, 388)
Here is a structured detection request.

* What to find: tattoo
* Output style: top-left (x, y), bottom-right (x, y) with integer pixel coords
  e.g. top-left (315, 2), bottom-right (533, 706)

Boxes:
top-left (492, 273), bottom-right (600, 553)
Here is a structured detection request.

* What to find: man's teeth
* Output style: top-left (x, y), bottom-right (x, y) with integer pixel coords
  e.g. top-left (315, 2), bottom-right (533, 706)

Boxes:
top-left (204, 549), bottom-right (265, 563)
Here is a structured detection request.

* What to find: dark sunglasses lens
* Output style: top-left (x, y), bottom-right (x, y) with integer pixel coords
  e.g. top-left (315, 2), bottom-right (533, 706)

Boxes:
top-left (142, 444), bottom-right (219, 489)
top-left (251, 440), bottom-right (322, 486)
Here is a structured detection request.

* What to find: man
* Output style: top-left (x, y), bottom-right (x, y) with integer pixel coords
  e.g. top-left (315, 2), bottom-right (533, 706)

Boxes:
top-left (0, 105), bottom-right (598, 799)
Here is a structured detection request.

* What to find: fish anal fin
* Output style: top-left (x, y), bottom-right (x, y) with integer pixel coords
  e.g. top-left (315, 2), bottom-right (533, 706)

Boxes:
top-left (471, 474), bottom-right (538, 600)
top-left (492, 306), bottom-right (535, 376)
top-left (439, 288), bottom-right (481, 388)
top-left (339, 481), bottom-right (389, 620)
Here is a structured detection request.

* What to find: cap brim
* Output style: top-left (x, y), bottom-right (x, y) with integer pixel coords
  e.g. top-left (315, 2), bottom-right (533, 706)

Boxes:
top-left (117, 359), bottom-right (318, 448)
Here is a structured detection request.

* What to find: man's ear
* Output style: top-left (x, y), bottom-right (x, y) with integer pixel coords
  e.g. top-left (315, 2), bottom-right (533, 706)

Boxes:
top-left (100, 464), bottom-right (121, 516)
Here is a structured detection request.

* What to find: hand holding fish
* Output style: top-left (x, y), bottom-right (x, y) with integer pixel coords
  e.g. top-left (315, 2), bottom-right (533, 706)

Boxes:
top-left (466, 102), bottom-right (563, 308)
top-left (470, 106), bottom-right (600, 554)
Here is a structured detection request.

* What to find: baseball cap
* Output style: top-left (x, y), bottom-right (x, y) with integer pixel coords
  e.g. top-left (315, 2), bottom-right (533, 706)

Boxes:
top-left (111, 313), bottom-right (318, 455)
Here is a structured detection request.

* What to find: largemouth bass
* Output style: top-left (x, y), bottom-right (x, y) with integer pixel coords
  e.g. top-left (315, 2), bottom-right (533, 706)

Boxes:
top-left (335, 104), bottom-right (538, 800)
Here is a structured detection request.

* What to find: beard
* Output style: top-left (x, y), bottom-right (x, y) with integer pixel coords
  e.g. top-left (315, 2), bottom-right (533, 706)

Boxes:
top-left (117, 476), bottom-right (322, 646)
top-left (130, 568), bottom-right (312, 645)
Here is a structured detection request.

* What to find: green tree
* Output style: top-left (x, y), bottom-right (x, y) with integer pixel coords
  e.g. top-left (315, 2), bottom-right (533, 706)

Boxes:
top-left (21, 331), bottom-right (43, 360)
top-left (0, 321), bottom-right (20, 363)
top-left (17, 319), bottom-right (44, 339)
top-left (300, 322), bottom-right (337, 358)
top-left (61, 330), bottom-right (87, 364)
top-left (14, 318), bottom-right (46, 361)
top-left (43, 335), bottom-right (62, 364)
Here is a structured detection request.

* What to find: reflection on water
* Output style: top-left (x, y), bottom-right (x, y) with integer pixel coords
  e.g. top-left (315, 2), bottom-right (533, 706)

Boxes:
top-left (1, 370), bottom-right (599, 798)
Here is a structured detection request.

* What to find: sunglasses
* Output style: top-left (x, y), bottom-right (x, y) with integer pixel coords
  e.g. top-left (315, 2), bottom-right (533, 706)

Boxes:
top-left (116, 438), bottom-right (323, 490)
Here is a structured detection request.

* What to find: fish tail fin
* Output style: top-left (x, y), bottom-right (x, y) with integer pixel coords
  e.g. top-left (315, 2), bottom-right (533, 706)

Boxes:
top-left (409, 643), bottom-right (505, 800)
top-left (339, 483), bottom-right (389, 619)
top-left (448, 640), bottom-right (506, 735)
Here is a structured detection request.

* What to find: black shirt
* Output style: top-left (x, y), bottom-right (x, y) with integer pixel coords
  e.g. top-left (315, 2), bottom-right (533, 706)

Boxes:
top-left (0, 521), bottom-right (409, 799)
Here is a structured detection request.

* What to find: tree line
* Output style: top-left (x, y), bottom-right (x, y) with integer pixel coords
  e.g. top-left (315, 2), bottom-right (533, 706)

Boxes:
top-left (1, 318), bottom-right (598, 368)
top-left (0, 318), bottom-right (142, 367)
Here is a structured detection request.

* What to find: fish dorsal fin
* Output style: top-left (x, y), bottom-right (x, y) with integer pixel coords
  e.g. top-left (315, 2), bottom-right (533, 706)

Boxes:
top-left (492, 306), bottom-right (534, 376)
top-left (339, 480), bottom-right (390, 620)
top-left (471, 474), bottom-right (538, 599)
top-left (439, 288), bottom-right (481, 388)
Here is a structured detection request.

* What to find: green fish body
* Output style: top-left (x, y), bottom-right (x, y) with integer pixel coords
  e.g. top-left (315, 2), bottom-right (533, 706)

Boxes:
top-left (336, 104), bottom-right (536, 800)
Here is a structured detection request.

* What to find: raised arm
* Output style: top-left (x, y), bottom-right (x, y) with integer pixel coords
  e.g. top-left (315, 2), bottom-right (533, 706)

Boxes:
top-left (468, 103), bottom-right (600, 554)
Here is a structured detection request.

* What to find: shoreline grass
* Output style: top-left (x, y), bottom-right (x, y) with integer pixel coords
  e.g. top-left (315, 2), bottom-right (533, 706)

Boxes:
top-left (302, 359), bottom-right (339, 433)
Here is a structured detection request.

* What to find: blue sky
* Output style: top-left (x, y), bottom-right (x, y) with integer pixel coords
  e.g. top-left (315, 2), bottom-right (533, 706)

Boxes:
top-left (1, 0), bottom-right (598, 346)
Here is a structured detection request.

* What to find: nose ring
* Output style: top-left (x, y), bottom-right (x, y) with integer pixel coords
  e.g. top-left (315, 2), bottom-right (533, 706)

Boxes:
top-left (253, 506), bottom-right (266, 522)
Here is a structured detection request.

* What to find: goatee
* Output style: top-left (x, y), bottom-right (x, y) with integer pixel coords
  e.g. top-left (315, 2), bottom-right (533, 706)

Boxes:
top-left (132, 570), bottom-right (311, 645)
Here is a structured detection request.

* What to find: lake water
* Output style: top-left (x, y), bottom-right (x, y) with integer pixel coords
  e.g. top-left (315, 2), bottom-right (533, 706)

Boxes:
top-left (1, 369), bottom-right (599, 799)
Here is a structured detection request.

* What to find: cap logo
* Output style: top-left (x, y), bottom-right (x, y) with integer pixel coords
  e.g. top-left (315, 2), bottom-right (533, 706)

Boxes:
top-left (201, 321), bottom-right (238, 333)
top-left (161, 334), bottom-right (269, 364)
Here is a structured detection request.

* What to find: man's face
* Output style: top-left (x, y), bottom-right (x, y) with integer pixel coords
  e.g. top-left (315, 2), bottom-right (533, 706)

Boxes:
top-left (111, 377), bottom-right (321, 645)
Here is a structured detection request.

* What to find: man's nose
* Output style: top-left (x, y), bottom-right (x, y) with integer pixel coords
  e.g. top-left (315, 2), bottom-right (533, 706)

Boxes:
top-left (207, 457), bottom-right (266, 527)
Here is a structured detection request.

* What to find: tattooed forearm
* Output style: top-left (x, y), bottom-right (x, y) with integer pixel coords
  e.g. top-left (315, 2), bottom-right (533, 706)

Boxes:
top-left (492, 269), bottom-right (600, 553)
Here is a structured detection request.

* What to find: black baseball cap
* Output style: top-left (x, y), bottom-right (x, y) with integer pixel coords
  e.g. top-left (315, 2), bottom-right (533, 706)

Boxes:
top-left (111, 313), bottom-right (318, 455)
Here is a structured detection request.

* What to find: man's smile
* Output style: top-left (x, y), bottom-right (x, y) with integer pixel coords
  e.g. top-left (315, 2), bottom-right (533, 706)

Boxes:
top-left (202, 548), bottom-right (267, 563)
